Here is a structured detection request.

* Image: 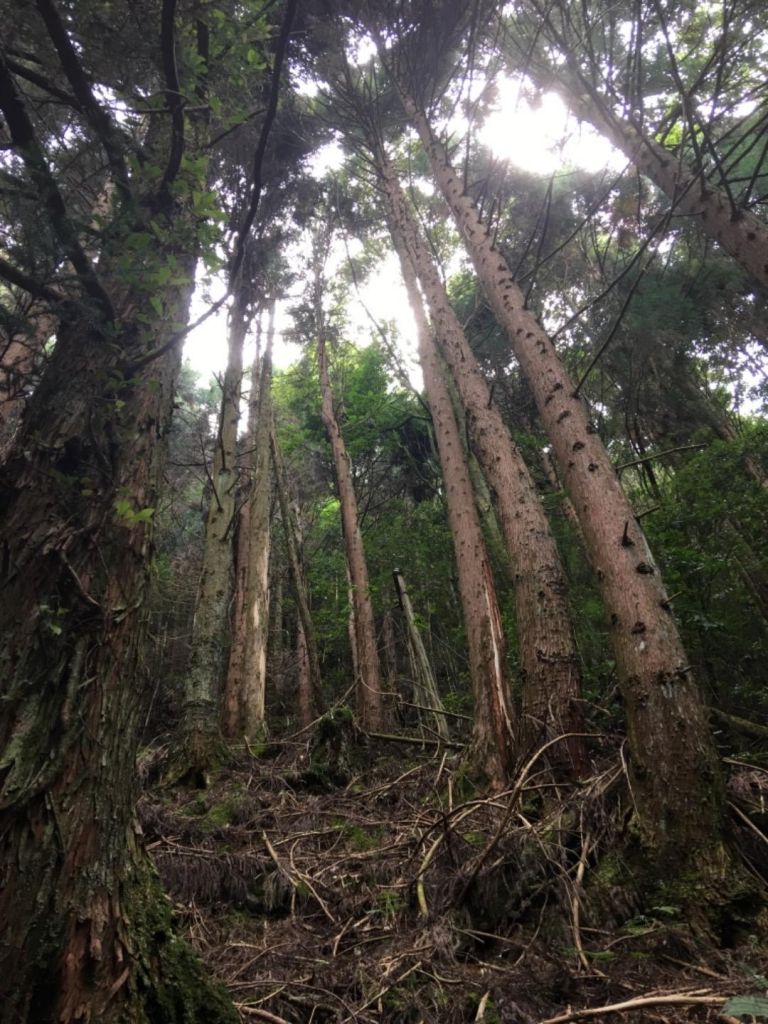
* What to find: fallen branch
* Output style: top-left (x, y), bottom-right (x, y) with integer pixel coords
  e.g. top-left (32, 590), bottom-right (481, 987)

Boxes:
top-left (366, 730), bottom-right (464, 750)
top-left (234, 1005), bottom-right (291, 1024)
top-left (538, 992), bottom-right (727, 1024)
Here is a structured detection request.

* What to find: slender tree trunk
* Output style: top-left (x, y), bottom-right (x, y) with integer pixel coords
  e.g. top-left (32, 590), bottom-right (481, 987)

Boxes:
top-left (316, 329), bottom-right (384, 730)
top-left (540, 448), bottom-right (584, 537)
top-left (270, 422), bottom-right (325, 716)
top-left (375, 142), bottom-right (586, 777)
top-left (394, 90), bottom-right (724, 868)
top-left (172, 295), bottom-right (246, 778)
top-left (345, 563), bottom-right (361, 697)
top-left (393, 237), bottom-right (515, 785)
top-left (224, 316), bottom-right (262, 737)
top-left (381, 609), bottom-right (399, 702)
top-left (296, 616), bottom-right (314, 730)
top-left (393, 569), bottom-right (450, 742)
top-left (240, 305), bottom-right (274, 739)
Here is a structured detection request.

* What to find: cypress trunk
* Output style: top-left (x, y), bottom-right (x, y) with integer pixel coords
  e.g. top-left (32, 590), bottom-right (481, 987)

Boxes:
top-left (271, 423), bottom-right (325, 717)
top-left (395, 91), bottom-right (725, 871)
top-left (392, 569), bottom-right (450, 743)
top-left (375, 142), bottom-right (586, 777)
top-left (317, 331), bottom-right (384, 730)
top-left (172, 296), bottom-right (246, 778)
top-left (224, 316), bottom-right (262, 738)
top-left (240, 308), bottom-right (274, 740)
top-left (296, 617), bottom-right (314, 730)
top-left (393, 236), bottom-right (515, 785)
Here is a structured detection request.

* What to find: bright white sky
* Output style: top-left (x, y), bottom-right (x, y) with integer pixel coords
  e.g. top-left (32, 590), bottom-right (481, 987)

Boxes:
top-left (183, 76), bottom-right (622, 385)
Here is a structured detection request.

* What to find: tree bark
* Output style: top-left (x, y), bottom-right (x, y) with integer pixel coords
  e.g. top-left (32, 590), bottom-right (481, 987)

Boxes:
top-left (0, 275), bottom-right (235, 1022)
top-left (172, 294), bottom-right (246, 778)
top-left (316, 327), bottom-right (384, 730)
top-left (270, 421), bottom-right (325, 717)
top-left (393, 89), bottom-right (724, 868)
top-left (381, 609), bottom-right (399, 702)
top-left (224, 314), bottom-right (261, 738)
top-left (392, 235), bottom-right (515, 785)
top-left (296, 616), bottom-right (314, 730)
top-left (375, 142), bottom-right (586, 778)
top-left (240, 304), bottom-right (274, 740)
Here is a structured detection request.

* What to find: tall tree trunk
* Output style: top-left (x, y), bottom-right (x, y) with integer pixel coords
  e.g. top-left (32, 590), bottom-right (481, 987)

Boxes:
top-left (393, 89), bottom-right (724, 871)
top-left (172, 294), bottom-right (246, 779)
top-left (392, 569), bottom-right (450, 742)
top-left (0, 277), bottom-right (235, 1022)
top-left (296, 616), bottom-right (314, 730)
top-left (316, 329), bottom-right (384, 730)
top-left (393, 236), bottom-right (515, 785)
top-left (375, 142), bottom-right (586, 777)
top-left (270, 422), bottom-right (325, 716)
top-left (381, 609), bottom-right (399, 704)
top-left (240, 305), bottom-right (275, 740)
top-left (224, 315), bottom-right (262, 738)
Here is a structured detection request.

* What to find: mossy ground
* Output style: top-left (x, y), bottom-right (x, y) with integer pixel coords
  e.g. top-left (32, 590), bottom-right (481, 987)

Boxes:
top-left (139, 738), bottom-right (768, 1023)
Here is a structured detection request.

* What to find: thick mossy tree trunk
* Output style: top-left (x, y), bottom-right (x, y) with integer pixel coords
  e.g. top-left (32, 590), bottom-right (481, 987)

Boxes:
top-left (392, 83), bottom-right (726, 880)
top-left (172, 296), bottom-right (247, 780)
top-left (393, 237), bottom-right (515, 786)
top-left (316, 327), bottom-right (384, 731)
top-left (375, 142), bottom-right (586, 778)
top-left (0, 29), bottom-right (236, 1019)
top-left (0, 299), bottom-right (235, 1022)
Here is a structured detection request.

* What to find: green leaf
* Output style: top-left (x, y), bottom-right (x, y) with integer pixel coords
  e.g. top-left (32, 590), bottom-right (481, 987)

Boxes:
top-left (721, 996), bottom-right (768, 1019)
top-left (114, 498), bottom-right (133, 520)
top-left (150, 295), bottom-right (164, 317)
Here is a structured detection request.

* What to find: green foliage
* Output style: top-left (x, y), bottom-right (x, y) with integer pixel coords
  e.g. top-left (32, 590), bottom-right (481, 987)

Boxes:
top-left (646, 423), bottom-right (768, 711)
top-left (721, 996), bottom-right (768, 1020)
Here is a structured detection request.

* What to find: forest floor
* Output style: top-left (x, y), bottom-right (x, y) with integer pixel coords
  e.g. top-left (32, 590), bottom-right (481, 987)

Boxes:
top-left (139, 728), bottom-right (768, 1024)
